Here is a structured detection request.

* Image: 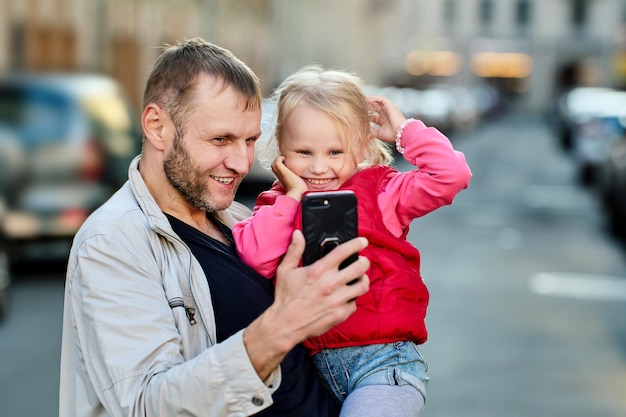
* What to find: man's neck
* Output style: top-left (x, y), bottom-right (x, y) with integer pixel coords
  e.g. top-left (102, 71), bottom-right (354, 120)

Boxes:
top-left (138, 157), bottom-right (229, 244)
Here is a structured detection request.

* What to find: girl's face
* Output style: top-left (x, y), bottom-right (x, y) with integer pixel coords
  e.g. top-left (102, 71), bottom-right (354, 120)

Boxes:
top-left (280, 103), bottom-right (360, 191)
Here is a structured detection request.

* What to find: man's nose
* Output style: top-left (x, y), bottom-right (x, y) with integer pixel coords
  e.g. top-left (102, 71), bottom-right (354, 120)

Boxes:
top-left (225, 142), bottom-right (251, 175)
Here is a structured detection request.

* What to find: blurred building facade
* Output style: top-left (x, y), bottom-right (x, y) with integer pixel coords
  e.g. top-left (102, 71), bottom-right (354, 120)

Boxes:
top-left (1, 0), bottom-right (624, 112)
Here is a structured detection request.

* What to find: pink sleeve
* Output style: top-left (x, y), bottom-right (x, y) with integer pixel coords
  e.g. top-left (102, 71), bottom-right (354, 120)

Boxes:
top-left (380, 120), bottom-right (472, 236)
top-left (232, 195), bottom-right (300, 279)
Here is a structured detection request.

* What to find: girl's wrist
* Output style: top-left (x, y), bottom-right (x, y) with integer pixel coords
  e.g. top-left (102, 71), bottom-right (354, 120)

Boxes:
top-left (286, 188), bottom-right (305, 202)
top-left (395, 118), bottom-right (417, 154)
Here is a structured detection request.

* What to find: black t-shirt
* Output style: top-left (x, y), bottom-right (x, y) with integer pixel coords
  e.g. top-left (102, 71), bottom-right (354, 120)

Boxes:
top-left (166, 213), bottom-right (340, 417)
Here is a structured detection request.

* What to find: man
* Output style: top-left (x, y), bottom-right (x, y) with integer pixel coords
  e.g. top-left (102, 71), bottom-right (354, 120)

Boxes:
top-left (59, 38), bottom-right (370, 417)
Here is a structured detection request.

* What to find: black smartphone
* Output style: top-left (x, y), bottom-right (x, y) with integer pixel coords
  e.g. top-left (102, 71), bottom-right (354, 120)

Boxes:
top-left (301, 190), bottom-right (359, 270)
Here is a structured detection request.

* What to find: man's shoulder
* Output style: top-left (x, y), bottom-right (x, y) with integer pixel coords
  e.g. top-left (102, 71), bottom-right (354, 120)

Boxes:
top-left (76, 182), bottom-right (148, 241)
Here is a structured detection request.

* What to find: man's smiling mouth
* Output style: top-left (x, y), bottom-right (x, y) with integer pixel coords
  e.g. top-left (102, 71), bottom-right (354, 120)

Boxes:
top-left (211, 176), bottom-right (235, 185)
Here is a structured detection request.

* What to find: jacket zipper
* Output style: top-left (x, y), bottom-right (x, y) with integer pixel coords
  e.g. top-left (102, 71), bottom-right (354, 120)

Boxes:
top-left (168, 297), bottom-right (197, 325)
top-left (153, 223), bottom-right (210, 338)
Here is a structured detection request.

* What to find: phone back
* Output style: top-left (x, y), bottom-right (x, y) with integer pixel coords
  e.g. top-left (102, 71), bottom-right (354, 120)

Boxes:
top-left (301, 190), bottom-right (358, 268)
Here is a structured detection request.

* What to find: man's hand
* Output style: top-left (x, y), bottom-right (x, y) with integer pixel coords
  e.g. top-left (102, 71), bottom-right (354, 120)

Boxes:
top-left (243, 230), bottom-right (369, 380)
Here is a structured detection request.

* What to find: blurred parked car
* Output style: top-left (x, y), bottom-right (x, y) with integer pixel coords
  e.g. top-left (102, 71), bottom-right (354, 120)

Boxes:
top-left (568, 89), bottom-right (626, 184)
top-left (550, 86), bottom-right (613, 151)
top-left (598, 132), bottom-right (626, 237)
top-left (0, 73), bottom-right (142, 320)
top-left (430, 84), bottom-right (482, 132)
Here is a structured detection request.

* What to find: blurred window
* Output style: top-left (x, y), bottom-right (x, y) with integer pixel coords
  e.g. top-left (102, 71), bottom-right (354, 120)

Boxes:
top-left (10, 23), bottom-right (26, 71)
top-left (571, 0), bottom-right (588, 29)
top-left (0, 85), bottom-right (74, 149)
top-left (368, 0), bottom-right (388, 14)
top-left (444, 0), bottom-right (456, 25)
top-left (0, 86), bottom-right (21, 126)
top-left (479, 0), bottom-right (493, 33)
top-left (515, 0), bottom-right (531, 29)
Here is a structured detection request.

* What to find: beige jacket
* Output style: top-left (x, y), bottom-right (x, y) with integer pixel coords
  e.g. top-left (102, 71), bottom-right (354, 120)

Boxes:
top-left (59, 156), bottom-right (280, 417)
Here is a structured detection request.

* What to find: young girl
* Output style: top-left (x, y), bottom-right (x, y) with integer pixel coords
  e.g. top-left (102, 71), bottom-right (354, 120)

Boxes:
top-left (233, 65), bottom-right (472, 417)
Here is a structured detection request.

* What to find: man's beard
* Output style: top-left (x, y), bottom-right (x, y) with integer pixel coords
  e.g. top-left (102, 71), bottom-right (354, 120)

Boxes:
top-left (163, 136), bottom-right (239, 213)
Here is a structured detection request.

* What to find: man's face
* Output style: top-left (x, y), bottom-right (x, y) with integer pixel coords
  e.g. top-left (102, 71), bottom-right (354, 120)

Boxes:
top-left (164, 76), bottom-right (261, 212)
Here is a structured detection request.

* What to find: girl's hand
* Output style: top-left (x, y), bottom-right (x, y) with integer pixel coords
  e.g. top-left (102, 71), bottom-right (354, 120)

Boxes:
top-left (368, 96), bottom-right (407, 143)
top-left (272, 155), bottom-right (308, 201)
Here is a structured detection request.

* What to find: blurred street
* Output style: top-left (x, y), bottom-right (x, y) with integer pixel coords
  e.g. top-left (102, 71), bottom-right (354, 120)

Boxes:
top-left (412, 112), bottom-right (626, 417)
top-left (1, 110), bottom-right (626, 416)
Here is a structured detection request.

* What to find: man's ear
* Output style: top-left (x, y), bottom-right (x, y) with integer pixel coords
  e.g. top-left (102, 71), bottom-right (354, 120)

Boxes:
top-left (142, 103), bottom-right (166, 151)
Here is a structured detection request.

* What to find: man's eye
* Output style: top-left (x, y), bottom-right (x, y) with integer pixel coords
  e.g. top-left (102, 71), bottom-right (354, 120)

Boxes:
top-left (246, 137), bottom-right (259, 145)
top-left (213, 137), bottom-right (227, 144)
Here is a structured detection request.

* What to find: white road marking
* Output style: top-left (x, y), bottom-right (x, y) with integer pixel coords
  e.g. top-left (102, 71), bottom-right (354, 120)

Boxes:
top-left (529, 272), bottom-right (626, 301)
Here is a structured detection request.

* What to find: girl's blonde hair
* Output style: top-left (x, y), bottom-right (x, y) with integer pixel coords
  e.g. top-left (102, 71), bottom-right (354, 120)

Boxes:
top-left (258, 65), bottom-right (392, 170)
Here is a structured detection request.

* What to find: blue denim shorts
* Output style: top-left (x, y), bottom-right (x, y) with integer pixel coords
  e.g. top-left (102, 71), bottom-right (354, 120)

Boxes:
top-left (311, 341), bottom-right (429, 404)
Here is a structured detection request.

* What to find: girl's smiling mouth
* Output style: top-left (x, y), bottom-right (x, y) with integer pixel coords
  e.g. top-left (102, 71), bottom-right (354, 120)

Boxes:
top-left (306, 178), bottom-right (333, 186)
